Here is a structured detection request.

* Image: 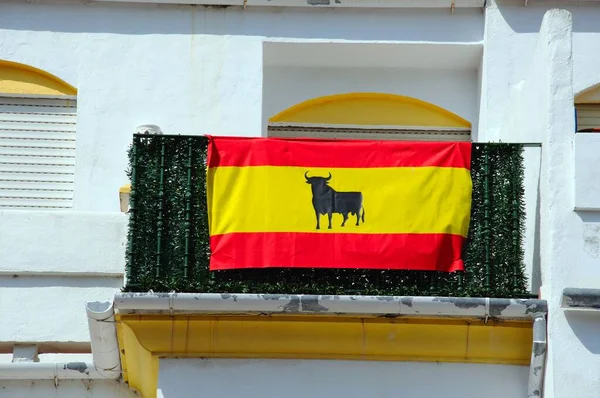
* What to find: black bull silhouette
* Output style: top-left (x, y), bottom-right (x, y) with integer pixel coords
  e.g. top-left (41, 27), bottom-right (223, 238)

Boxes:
top-left (304, 172), bottom-right (365, 230)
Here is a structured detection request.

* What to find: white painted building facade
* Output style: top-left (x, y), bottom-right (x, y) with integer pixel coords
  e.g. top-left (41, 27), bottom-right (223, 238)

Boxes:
top-left (0, 0), bottom-right (599, 397)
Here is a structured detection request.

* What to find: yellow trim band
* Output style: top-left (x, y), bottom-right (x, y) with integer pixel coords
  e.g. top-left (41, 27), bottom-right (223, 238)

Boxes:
top-left (117, 314), bottom-right (532, 398)
top-left (269, 93), bottom-right (471, 128)
top-left (0, 60), bottom-right (77, 96)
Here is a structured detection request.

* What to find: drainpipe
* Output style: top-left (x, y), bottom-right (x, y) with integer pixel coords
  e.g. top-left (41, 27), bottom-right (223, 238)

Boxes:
top-left (85, 300), bottom-right (121, 379)
top-left (0, 301), bottom-right (121, 381)
top-left (527, 315), bottom-right (547, 398)
top-left (0, 362), bottom-right (117, 381)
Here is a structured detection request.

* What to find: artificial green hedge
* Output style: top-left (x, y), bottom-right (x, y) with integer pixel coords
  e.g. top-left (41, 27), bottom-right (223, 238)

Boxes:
top-left (125, 135), bottom-right (528, 298)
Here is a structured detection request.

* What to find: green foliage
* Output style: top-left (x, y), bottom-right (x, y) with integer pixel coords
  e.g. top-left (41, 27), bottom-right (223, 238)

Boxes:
top-left (125, 136), bottom-right (529, 298)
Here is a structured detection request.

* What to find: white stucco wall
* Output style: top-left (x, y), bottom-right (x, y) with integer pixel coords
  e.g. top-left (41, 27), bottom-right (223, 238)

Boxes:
top-left (3, 1), bottom-right (600, 397)
top-left (0, 2), bottom-right (482, 212)
top-left (482, 9), bottom-right (600, 396)
top-left (482, 1), bottom-right (600, 142)
top-left (481, 1), bottom-right (600, 297)
top-left (0, 354), bottom-right (135, 398)
top-left (0, 275), bottom-right (121, 343)
top-left (157, 358), bottom-right (528, 398)
top-left (263, 66), bottom-right (479, 134)
top-left (517, 8), bottom-right (600, 398)
top-left (0, 211), bottom-right (127, 343)
top-left (0, 380), bottom-right (136, 398)
top-left (483, 7), bottom-right (600, 396)
top-left (574, 133), bottom-right (600, 211)
top-left (0, 211), bottom-right (127, 276)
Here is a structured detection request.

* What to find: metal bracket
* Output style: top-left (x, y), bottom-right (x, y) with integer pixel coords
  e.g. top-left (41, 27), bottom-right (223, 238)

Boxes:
top-left (12, 345), bottom-right (38, 363)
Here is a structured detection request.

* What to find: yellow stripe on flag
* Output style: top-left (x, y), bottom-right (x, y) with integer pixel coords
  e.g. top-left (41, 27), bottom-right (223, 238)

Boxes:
top-left (207, 166), bottom-right (471, 236)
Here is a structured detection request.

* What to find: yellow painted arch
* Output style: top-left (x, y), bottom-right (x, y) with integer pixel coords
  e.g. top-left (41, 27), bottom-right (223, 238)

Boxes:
top-left (0, 60), bottom-right (76, 96)
top-left (269, 93), bottom-right (471, 128)
top-left (576, 83), bottom-right (600, 104)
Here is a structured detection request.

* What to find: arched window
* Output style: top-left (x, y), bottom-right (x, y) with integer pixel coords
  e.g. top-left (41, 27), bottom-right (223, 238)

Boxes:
top-left (575, 84), bottom-right (600, 132)
top-left (267, 93), bottom-right (471, 142)
top-left (0, 60), bottom-right (77, 209)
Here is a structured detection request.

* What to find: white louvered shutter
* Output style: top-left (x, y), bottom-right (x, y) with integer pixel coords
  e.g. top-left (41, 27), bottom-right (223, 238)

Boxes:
top-left (576, 104), bottom-right (600, 131)
top-left (268, 123), bottom-right (471, 142)
top-left (0, 96), bottom-right (76, 210)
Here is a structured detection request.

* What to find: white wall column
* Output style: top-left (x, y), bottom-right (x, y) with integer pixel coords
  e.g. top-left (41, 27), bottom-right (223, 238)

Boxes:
top-left (536, 8), bottom-right (600, 398)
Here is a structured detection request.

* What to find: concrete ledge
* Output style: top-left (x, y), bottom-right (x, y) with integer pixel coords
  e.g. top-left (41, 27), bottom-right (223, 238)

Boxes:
top-left (94, 0), bottom-right (484, 8)
top-left (561, 288), bottom-right (600, 310)
top-left (116, 294), bottom-right (544, 398)
top-left (115, 293), bottom-right (547, 320)
top-left (0, 210), bottom-right (127, 276)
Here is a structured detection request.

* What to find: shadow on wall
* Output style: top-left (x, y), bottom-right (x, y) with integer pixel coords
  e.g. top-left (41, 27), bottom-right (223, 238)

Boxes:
top-left (531, 172), bottom-right (541, 293)
top-left (0, 2), bottom-right (483, 42)
top-left (497, 2), bottom-right (600, 33)
top-left (565, 311), bottom-right (600, 355)
top-left (576, 212), bottom-right (600, 261)
top-left (157, 358), bottom-right (528, 398)
top-left (0, 276), bottom-right (123, 289)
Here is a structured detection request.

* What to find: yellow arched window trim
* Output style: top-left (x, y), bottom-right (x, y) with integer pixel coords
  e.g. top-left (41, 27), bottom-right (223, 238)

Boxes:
top-left (0, 60), bottom-right (77, 96)
top-left (268, 93), bottom-right (471, 129)
top-left (576, 84), bottom-right (600, 104)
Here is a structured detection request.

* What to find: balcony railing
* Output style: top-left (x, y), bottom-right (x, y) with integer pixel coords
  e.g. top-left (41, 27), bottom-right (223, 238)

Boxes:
top-left (125, 135), bottom-right (530, 298)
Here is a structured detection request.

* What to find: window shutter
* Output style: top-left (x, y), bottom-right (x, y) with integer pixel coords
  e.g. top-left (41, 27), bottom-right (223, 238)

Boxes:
top-left (576, 104), bottom-right (600, 132)
top-left (268, 123), bottom-right (471, 142)
top-left (0, 96), bottom-right (76, 209)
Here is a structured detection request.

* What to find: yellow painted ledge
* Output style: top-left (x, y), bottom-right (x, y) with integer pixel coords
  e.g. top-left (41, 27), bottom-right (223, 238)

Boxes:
top-left (268, 93), bottom-right (471, 128)
top-left (0, 60), bottom-right (76, 96)
top-left (117, 319), bottom-right (159, 398)
top-left (117, 314), bottom-right (532, 398)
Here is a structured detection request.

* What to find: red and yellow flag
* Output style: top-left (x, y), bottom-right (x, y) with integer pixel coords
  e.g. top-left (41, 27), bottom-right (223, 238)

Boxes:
top-left (207, 137), bottom-right (472, 272)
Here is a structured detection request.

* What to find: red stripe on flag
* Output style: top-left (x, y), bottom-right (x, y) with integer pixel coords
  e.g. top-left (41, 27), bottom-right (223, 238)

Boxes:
top-left (209, 232), bottom-right (465, 272)
top-left (207, 136), bottom-right (471, 170)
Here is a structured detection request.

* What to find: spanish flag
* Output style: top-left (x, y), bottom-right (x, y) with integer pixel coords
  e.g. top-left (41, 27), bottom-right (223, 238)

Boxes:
top-left (207, 137), bottom-right (472, 272)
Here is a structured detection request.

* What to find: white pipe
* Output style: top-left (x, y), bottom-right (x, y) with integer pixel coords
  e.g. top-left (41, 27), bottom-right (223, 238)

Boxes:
top-left (0, 301), bottom-right (122, 381)
top-left (527, 315), bottom-right (547, 398)
top-left (0, 362), bottom-right (119, 380)
top-left (86, 301), bottom-right (121, 379)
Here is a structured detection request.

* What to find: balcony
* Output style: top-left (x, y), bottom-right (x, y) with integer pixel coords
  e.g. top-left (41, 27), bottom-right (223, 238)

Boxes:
top-left (124, 134), bottom-right (531, 298)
